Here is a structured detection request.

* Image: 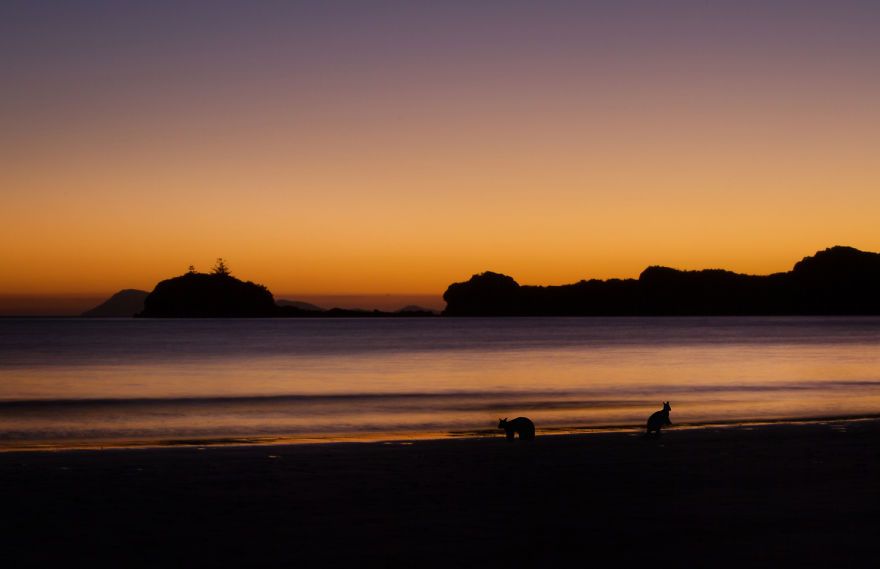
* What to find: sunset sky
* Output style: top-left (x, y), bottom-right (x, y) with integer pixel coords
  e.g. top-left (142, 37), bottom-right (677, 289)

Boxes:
top-left (3, 1), bottom-right (879, 313)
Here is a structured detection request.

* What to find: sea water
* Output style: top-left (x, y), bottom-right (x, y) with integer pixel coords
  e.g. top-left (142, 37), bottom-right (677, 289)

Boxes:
top-left (2, 316), bottom-right (880, 448)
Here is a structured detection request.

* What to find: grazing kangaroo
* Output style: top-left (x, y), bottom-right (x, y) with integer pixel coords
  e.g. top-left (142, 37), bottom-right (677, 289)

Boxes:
top-left (646, 402), bottom-right (672, 436)
top-left (498, 417), bottom-right (535, 441)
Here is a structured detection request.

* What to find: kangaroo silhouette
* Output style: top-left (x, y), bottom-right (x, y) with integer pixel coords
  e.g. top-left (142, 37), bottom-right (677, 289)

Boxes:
top-left (646, 402), bottom-right (672, 435)
top-left (498, 417), bottom-right (535, 441)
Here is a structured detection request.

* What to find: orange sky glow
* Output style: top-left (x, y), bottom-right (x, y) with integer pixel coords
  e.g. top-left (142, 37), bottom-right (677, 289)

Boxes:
top-left (2, 1), bottom-right (879, 314)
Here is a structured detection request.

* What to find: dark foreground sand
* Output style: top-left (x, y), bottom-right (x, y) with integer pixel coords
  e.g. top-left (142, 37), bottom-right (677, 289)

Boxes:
top-left (2, 421), bottom-right (879, 568)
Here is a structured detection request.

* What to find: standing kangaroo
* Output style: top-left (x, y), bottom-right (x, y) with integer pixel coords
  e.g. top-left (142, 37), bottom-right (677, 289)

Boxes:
top-left (498, 417), bottom-right (535, 441)
top-left (646, 402), bottom-right (672, 435)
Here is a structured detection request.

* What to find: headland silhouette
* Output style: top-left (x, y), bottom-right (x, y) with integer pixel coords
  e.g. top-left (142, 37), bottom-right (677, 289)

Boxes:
top-left (134, 259), bottom-right (437, 318)
top-left (443, 246), bottom-right (880, 316)
top-left (137, 259), bottom-right (276, 317)
top-left (84, 246), bottom-right (880, 317)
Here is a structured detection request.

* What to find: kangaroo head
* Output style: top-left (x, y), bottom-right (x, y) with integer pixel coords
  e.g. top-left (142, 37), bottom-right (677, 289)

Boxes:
top-left (498, 418), bottom-right (508, 429)
top-left (663, 401), bottom-right (671, 412)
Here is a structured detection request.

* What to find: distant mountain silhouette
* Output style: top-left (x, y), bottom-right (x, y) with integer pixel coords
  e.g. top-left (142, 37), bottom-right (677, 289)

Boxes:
top-left (275, 299), bottom-right (436, 316)
top-left (397, 305), bottom-right (439, 315)
top-left (139, 272), bottom-right (276, 317)
top-left (81, 289), bottom-right (149, 317)
top-left (443, 246), bottom-right (880, 316)
top-left (273, 305), bottom-right (436, 317)
top-left (276, 299), bottom-right (326, 312)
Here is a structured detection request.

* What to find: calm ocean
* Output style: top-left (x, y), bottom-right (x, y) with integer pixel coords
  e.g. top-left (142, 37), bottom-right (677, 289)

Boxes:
top-left (2, 316), bottom-right (880, 449)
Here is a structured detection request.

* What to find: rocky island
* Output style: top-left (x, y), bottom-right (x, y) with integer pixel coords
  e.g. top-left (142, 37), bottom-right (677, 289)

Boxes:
top-left (134, 259), bottom-right (435, 318)
top-left (138, 260), bottom-right (276, 317)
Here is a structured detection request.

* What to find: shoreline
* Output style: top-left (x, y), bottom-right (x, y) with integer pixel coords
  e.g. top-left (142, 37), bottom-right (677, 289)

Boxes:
top-left (3, 413), bottom-right (880, 453)
top-left (3, 418), bottom-right (879, 567)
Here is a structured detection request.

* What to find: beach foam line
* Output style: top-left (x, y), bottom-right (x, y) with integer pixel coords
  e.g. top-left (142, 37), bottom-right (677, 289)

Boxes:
top-left (3, 413), bottom-right (880, 453)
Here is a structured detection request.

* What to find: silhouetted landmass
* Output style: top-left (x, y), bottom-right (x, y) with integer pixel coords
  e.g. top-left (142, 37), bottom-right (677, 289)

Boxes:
top-left (137, 272), bottom-right (437, 317)
top-left (139, 273), bottom-right (277, 317)
top-left (275, 305), bottom-right (436, 317)
top-left (397, 305), bottom-right (439, 315)
top-left (276, 299), bottom-right (326, 312)
top-left (120, 246), bottom-right (879, 318)
top-left (81, 289), bottom-right (149, 317)
top-left (443, 246), bottom-right (880, 316)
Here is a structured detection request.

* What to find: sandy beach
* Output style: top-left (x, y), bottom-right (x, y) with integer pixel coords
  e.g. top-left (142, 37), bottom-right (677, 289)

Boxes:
top-left (2, 420), bottom-right (878, 568)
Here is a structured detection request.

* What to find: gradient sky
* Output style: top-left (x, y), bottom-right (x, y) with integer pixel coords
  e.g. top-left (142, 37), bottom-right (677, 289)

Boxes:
top-left (3, 1), bottom-right (879, 311)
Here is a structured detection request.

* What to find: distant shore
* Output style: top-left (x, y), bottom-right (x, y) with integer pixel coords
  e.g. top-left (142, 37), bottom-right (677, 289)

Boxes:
top-left (2, 418), bottom-right (878, 567)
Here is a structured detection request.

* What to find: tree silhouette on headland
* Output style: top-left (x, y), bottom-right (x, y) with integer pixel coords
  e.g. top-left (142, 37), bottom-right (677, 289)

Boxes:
top-left (212, 258), bottom-right (231, 277)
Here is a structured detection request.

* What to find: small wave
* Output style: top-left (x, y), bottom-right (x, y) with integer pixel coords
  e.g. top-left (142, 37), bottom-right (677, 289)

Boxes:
top-left (3, 378), bottom-right (880, 410)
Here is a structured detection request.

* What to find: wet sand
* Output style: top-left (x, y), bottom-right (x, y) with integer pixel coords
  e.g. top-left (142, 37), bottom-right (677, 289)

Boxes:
top-left (2, 420), bottom-right (878, 568)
